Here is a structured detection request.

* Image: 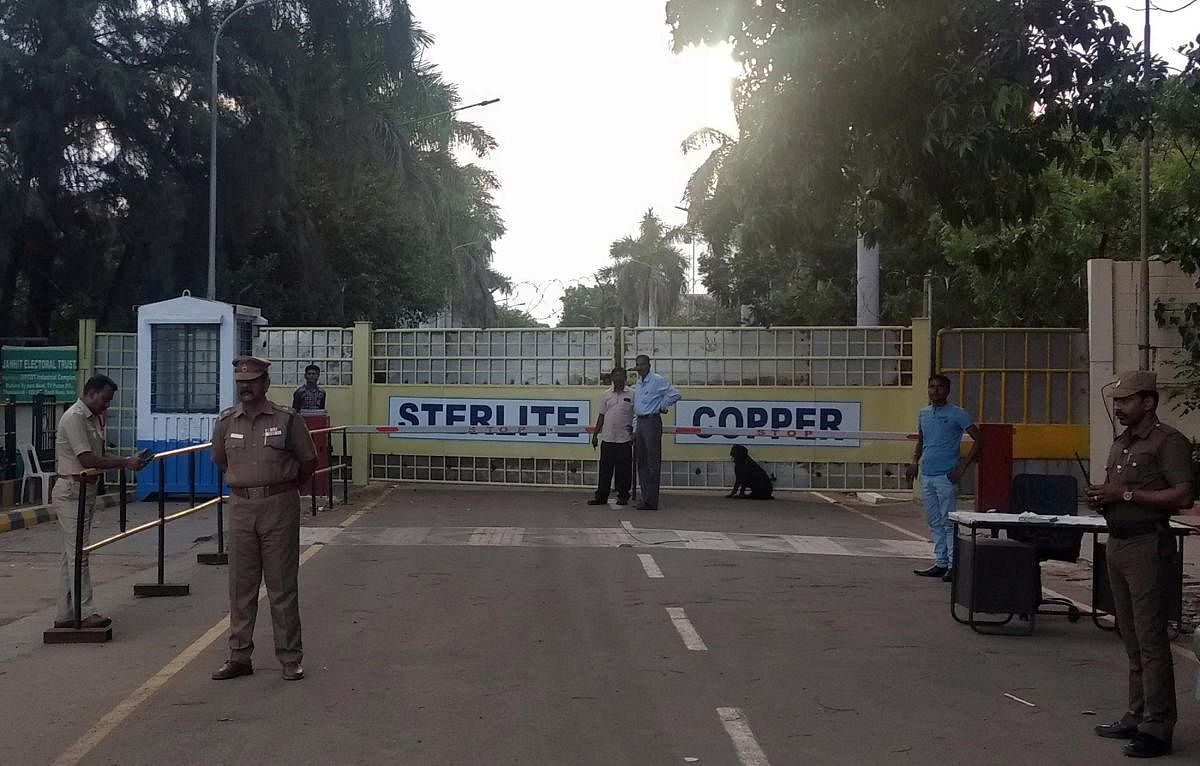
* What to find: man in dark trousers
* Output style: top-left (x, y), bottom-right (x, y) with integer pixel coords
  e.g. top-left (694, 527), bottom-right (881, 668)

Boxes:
top-left (588, 365), bottom-right (634, 506)
top-left (632, 354), bottom-right (681, 510)
top-left (1088, 370), bottom-right (1193, 758)
top-left (210, 356), bottom-right (317, 682)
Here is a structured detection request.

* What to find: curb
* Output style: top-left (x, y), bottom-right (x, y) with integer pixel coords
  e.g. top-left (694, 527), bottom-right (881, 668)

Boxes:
top-left (0, 493), bottom-right (125, 534)
top-left (0, 505), bottom-right (55, 533)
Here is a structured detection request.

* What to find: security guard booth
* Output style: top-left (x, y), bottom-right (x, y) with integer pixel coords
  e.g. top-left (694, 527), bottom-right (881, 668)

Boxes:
top-left (135, 292), bottom-right (267, 498)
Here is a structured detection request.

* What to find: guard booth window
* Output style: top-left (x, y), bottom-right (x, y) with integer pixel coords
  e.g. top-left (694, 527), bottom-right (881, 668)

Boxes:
top-left (151, 324), bottom-right (219, 413)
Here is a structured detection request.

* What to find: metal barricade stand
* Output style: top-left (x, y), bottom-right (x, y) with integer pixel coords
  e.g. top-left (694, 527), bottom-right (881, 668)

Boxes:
top-left (133, 456), bottom-right (190, 597)
top-left (197, 458), bottom-right (229, 565)
top-left (307, 425), bottom-right (350, 515)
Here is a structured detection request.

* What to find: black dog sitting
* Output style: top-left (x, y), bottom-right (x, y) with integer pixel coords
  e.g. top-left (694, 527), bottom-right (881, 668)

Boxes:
top-left (728, 444), bottom-right (774, 499)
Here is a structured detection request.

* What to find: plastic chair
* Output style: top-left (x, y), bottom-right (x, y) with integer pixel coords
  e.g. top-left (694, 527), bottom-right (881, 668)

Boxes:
top-left (18, 441), bottom-right (54, 505)
top-left (1005, 473), bottom-right (1083, 621)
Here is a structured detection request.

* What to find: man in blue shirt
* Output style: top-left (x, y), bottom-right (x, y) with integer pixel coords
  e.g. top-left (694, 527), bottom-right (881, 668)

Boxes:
top-left (904, 374), bottom-right (982, 581)
top-left (632, 354), bottom-right (682, 510)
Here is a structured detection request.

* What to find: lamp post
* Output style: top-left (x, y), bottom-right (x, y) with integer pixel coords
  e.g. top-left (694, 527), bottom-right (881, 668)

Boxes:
top-left (208, 0), bottom-right (271, 301)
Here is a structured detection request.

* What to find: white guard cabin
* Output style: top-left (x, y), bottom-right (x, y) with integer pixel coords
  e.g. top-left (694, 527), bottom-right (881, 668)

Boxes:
top-left (135, 292), bottom-right (267, 498)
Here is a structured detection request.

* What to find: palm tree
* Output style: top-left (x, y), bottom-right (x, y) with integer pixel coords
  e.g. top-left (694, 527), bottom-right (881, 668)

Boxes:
top-left (608, 210), bottom-right (687, 326)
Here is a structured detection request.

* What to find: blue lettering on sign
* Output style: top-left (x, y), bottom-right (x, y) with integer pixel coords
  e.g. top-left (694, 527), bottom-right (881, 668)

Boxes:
top-left (530, 405), bottom-right (555, 427)
top-left (398, 402), bottom-right (419, 426)
top-left (470, 404), bottom-right (491, 425)
top-left (420, 403), bottom-right (442, 424)
top-left (445, 404), bottom-right (467, 426)
top-left (692, 405), bottom-right (847, 439)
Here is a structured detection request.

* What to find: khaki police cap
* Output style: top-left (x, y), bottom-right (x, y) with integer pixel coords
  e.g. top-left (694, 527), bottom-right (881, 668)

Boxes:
top-left (1110, 370), bottom-right (1156, 398)
top-left (232, 355), bottom-right (270, 381)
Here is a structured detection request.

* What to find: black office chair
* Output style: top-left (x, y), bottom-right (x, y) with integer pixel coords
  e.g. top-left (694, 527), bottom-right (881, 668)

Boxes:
top-left (1004, 473), bottom-right (1084, 622)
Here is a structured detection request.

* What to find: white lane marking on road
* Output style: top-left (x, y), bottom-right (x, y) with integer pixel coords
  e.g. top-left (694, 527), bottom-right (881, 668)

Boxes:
top-left (717, 707), bottom-right (770, 766)
top-left (52, 486), bottom-right (393, 766)
top-left (637, 553), bottom-right (664, 578)
top-left (812, 491), bottom-right (927, 541)
top-left (666, 607), bottom-right (708, 651)
top-left (1003, 692), bottom-right (1037, 707)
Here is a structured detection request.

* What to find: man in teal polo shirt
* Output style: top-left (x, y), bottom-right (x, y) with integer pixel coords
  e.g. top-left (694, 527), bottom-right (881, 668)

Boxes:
top-left (905, 374), bottom-right (982, 581)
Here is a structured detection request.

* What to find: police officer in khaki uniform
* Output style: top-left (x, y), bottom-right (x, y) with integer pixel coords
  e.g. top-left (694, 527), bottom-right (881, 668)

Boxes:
top-left (210, 356), bottom-right (316, 682)
top-left (1088, 370), bottom-right (1194, 758)
top-left (52, 375), bottom-right (151, 629)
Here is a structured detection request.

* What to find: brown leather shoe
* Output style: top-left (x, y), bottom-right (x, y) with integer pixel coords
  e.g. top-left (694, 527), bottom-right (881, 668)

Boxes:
top-left (281, 662), bottom-right (304, 681)
top-left (211, 660), bottom-right (253, 680)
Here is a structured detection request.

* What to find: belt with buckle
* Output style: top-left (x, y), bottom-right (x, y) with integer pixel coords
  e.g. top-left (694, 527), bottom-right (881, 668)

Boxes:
top-left (230, 482), bottom-right (296, 500)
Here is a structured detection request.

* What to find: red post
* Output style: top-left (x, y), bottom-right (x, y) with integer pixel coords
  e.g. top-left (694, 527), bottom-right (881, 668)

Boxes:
top-left (301, 413), bottom-right (330, 496)
top-left (973, 423), bottom-right (1013, 513)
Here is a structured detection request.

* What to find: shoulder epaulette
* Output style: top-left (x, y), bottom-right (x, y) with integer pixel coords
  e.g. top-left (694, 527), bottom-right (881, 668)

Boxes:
top-left (218, 407), bottom-right (235, 420)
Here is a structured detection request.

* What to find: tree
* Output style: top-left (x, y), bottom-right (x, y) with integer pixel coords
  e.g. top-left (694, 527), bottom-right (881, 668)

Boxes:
top-left (0, 1), bottom-right (509, 338)
top-left (667, 0), bottom-right (1149, 326)
top-left (558, 275), bottom-right (623, 328)
top-left (608, 210), bottom-right (687, 326)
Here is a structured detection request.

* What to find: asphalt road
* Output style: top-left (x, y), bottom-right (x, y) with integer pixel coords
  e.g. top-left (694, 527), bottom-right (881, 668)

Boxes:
top-left (0, 484), bottom-right (1197, 765)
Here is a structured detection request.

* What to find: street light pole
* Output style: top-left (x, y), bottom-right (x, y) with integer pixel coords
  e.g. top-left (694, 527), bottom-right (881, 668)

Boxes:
top-left (209, 0), bottom-right (271, 301)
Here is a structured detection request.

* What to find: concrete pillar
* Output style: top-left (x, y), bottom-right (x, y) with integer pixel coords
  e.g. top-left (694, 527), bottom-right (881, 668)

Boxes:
top-left (350, 320), bottom-right (372, 486)
top-left (1087, 259), bottom-right (1116, 486)
top-left (856, 236), bottom-right (880, 325)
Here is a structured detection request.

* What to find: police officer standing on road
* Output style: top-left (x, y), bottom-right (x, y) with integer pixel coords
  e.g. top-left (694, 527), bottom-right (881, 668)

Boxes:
top-left (1088, 370), bottom-right (1193, 759)
top-left (51, 375), bottom-right (151, 629)
top-left (210, 356), bottom-right (316, 682)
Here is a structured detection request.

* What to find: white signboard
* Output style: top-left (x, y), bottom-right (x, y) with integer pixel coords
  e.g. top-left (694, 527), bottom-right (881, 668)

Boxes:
top-left (674, 399), bottom-right (862, 446)
top-left (387, 396), bottom-right (591, 443)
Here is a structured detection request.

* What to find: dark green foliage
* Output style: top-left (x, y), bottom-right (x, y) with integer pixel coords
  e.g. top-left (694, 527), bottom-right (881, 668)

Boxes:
top-left (0, 0), bottom-right (505, 339)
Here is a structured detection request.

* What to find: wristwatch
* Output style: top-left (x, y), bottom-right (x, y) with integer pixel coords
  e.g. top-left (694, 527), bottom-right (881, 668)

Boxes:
top-left (1122, 489), bottom-right (1134, 502)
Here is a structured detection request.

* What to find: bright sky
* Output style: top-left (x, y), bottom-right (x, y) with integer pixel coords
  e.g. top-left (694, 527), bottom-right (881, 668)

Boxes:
top-left (407, 1), bottom-right (1199, 327)
top-left (405, 0), bottom-right (738, 326)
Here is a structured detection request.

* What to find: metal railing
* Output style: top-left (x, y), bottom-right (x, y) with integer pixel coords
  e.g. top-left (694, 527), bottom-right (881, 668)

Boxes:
top-left (55, 427), bottom-right (351, 631)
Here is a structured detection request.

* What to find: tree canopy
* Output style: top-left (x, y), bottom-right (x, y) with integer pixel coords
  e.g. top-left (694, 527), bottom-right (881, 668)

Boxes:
top-left (665, 0), bottom-right (1154, 327)
top-left (0, 0), bottom-right (506, 339)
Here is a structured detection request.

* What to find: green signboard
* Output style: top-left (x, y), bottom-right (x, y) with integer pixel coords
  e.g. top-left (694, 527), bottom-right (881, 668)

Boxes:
top-left (1, 346), bottom-right (78, 403)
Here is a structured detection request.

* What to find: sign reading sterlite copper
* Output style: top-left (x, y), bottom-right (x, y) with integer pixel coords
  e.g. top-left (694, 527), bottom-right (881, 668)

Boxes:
top-left (674, 399), bottom-right (862, 446)
top-left (1, 346), bottom-right (77, 402)
top-left (387, 396), bottom-right (591, 443)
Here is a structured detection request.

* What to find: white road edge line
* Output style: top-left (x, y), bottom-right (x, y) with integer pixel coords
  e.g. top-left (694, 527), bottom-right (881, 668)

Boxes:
top-left (811, 490), bottom-right (927, 541)
top-left (637, 553), bottom-right (664, 578)
top-left (717, 707), bottom-right (770, 766)
top-left (52, 486), bottom-right (394, 766)
top-left (666, 607), bottom-right (708, 651)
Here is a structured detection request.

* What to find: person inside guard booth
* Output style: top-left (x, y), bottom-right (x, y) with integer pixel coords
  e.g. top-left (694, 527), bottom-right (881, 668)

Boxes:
top-left (1087, 370), bottom-right (1194, 759)
top-left (210, 356), bottom-right (317, 682)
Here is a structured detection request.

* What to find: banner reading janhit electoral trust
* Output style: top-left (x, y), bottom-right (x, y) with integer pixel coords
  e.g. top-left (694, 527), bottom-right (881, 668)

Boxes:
top-left (1, 346), bottom-right (78, 403)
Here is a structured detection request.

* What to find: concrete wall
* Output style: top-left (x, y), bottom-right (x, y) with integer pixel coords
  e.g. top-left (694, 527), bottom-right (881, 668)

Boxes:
top-left (1087, 258), bottom-right (1200, 483)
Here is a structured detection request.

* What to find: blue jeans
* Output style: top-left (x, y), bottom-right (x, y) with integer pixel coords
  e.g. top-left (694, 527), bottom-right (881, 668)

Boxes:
top-left (919, 473), bottom-right (957, 568)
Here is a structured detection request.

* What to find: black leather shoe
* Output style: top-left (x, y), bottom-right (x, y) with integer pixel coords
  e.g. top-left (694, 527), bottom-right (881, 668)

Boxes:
top-left (281, 662), bottom-right (304, 681)
top-left (1122, 732), bottom-right (1171, 758)
top-left (586, 498), bottom-right (607, 505)
top-left (941, 569), bottom-right (954, 582)
top-left (1095, 721), bottom-right (1139, 739)
top-left (616, 498), bottom-right (629, 505)
top-left (211, 660), bottom-right (253, 680)
top-left (636, 504), bottom-right (657, 511)
top-left (913, 564), bottom-right (948, 577)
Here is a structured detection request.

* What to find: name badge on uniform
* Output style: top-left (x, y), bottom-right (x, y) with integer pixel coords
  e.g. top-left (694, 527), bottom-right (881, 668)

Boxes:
top-left (230, 433), bottom-right (244, 440)
top-left (264, 426), bottom-right (283, 438)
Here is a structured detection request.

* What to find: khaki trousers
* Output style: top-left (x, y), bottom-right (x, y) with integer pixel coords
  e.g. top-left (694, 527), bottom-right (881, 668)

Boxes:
top-left (52, 479), bottom-right (98, 623)
top-left (1106, 531), bottom-right (1176, 741)
top-left (226, 491), bottom-right (302, 665)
